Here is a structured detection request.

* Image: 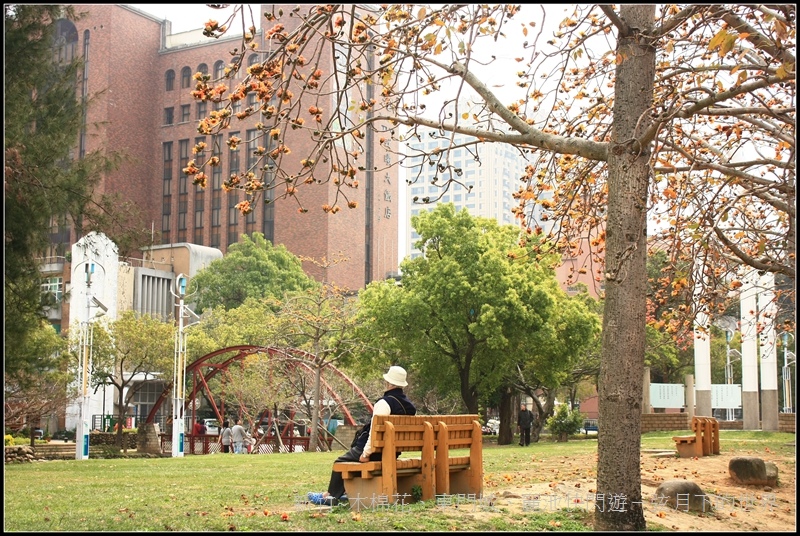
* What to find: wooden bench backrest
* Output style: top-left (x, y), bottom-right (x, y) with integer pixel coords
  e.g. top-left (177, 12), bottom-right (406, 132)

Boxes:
top-left (369, 414), bottom-right (482, 454)
top-left (370, 415), bottom-right (435, 454)
top-left (691, 416), bottom-right (720, 456)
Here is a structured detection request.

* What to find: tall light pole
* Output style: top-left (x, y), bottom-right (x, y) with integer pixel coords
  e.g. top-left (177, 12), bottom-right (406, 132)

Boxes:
top-left (171, 274), bottom-right (188, 457)
top-left (713, 316), bottom-right (739, 421)
top-left (76, 262), bottom-right (94, 460)
top-left (170, 273), bottom-right (199, 457)
top-left (781, 332), bottom-right (795, 413)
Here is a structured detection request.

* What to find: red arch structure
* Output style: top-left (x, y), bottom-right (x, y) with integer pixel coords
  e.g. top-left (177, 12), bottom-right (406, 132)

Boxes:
top-left (145, 345), bottom-right (373, 427)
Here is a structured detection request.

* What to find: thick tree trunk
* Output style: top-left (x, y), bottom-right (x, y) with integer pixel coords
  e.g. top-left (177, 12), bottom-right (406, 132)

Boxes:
top-left (594, 4), bottom-right (655, 532)
top-left (497, 387), bottom-right (515, 445)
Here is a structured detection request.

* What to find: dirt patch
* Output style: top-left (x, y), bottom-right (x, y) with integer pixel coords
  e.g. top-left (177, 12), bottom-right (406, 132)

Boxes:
top-left (483, 446), bottom-right (796, 531)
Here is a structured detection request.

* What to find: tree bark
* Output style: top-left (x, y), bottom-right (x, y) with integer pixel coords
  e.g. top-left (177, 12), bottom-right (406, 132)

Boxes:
top-left (594, 4), bottom-right (655, 532)
top-left (497, 387), bottom-right (515, 445)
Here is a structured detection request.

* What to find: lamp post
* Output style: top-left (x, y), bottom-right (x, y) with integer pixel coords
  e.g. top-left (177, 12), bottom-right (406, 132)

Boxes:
top-left (75, 262), bottom-right (94, 460)
top-left (170, 273), bottom-right (199, 457)
top-left (781, 332), bottom-right (795, 413)
top-left (171, 274), bottom-right (188, 457)
top-left (725, 347), bottom-right (742, 421)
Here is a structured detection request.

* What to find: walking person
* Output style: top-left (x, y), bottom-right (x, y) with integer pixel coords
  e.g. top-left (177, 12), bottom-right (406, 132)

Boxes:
top-left (307, 365), bottom-right (416, 506)
top-left (219, 420), bottom-right (233, 453)
top-left (518, 403), bottom-right (534, 446)
top-left (230, 418), bottom-right (249, 454)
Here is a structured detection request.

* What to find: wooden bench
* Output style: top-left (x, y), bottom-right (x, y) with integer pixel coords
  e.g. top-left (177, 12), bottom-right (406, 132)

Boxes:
top-left (672, 416), bottom-right (720, 458)
top-left (333, 415), bottom-right (435, 508)
top-left (431, 415), bottom-right (483, 497)
top-left (332, 414), bottom-right (483, 507)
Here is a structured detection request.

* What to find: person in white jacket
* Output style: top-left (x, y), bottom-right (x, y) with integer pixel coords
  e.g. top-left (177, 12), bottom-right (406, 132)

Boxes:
top-left (230, 418), bottom-right (250, 454)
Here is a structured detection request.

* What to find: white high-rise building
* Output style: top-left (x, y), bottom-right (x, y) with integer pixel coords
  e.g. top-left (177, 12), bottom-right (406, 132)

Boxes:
top-left (404, 131), bottom-right (545, 259)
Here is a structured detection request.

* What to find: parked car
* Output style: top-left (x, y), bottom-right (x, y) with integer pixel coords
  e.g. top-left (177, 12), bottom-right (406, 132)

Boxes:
top-left (482, 419), bottom-right (499, 435)
top-left (203, 419), bottom-right (220, 435)
top-left (33, 428), bottom-right (44, 439)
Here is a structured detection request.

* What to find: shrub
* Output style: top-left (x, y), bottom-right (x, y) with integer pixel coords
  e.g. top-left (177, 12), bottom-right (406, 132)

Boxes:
top-left (5, 434), bottom-right (13, 446)
top-left (545, 404), bottom-right (584, 442)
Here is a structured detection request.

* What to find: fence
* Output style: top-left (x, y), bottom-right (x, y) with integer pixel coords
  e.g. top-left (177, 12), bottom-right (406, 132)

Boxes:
top-left (159, 434), bottom-right (334, 455)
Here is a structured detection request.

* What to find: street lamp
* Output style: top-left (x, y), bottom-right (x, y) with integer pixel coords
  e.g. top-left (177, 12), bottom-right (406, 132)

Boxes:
top-left (76, 261), bottom-right (106, 460)
top-left (713, 316), bottom-right (739, 421)
top-left (780, 332), bottom-right (795, 413)
top-left (170, 273), bottom-right (199, 457)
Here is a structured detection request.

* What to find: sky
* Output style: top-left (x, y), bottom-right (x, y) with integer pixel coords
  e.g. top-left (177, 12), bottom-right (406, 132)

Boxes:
top-left (129, 4), bottom-right (256, 33)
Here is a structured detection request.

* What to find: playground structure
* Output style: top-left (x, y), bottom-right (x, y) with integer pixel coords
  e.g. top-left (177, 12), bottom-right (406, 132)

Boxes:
top-left (145, 345), bottom-right (374, 453)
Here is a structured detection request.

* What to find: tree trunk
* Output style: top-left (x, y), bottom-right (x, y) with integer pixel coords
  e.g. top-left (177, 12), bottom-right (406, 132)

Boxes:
top-left (497, 387), bottom-right (515, 445)
top-left (309, 363), bottom-right (322, 453)
top-left (595, 4), bottom-right (654, 532)
top-left (530, 388), bottom-right (555, 443)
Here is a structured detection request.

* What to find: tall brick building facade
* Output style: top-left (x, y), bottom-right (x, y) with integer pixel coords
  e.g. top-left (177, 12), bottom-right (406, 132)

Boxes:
top-left (55, 4), bottom-right (399, 291)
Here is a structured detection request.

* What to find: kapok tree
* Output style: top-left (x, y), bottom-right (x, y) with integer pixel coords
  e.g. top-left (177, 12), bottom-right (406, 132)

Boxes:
top-left (187, 5), bottom-right (794, 530)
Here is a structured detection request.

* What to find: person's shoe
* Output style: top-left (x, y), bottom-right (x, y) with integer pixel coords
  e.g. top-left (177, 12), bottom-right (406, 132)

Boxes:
top-left (307, 492), bottom-right (326, 505)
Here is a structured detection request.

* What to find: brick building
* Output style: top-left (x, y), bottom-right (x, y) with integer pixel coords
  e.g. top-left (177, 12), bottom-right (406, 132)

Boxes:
top-left (48, 4), bottom-right (398, 293)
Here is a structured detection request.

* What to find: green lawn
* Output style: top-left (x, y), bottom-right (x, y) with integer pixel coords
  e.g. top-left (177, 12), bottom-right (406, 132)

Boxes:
top-left (3, 431), bottom-right (794, 531)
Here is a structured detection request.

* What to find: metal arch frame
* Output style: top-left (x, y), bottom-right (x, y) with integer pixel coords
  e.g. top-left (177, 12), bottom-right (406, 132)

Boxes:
top-left (145, 345), bottom-right (372, 425)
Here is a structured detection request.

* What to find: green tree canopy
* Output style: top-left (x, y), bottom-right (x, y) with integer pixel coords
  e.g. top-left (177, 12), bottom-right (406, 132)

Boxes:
top-left (75, 311), bottom-right (175, 445)
top-left (358, 204), bottom-right (586, 414)
top-left (190, 233), bottom-right (317, 314)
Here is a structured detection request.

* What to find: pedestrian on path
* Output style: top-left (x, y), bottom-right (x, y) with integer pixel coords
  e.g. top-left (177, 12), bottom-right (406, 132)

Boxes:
top-left (518, 403), bottom-right (534, 446)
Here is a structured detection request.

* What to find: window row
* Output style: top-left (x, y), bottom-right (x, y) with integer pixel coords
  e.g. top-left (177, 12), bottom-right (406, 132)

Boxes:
top-left (164, 55), bottom-right (261, 91)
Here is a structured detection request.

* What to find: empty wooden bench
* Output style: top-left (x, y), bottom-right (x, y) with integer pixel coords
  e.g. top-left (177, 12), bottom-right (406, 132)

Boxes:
top-left (431, 415), bottom-right (483, 497)
top-left (672, 416), bottom-right (720, 458)
top-left (333, 415), bottom-right (435, 508)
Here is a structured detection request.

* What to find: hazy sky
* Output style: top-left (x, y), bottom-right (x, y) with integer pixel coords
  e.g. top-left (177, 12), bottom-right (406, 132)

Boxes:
top-left (129, 4), bottom-right (255, 33)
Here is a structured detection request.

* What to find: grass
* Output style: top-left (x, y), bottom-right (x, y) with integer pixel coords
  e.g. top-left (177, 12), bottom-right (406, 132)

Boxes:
top-left (3, 431), bottom-right (794, 532)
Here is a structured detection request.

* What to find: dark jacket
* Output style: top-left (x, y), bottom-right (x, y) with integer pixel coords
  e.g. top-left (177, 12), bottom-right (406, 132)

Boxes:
top-left (518, 409), bottom-right (535, 429)
top-left (353, 387), bottom-right (416, 451)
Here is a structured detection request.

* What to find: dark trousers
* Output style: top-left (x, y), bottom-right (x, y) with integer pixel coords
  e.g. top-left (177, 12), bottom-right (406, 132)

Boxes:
top-left (519, 427), bottom-right (531, 446)
top-left (327, 447), bottom-right (381, 499)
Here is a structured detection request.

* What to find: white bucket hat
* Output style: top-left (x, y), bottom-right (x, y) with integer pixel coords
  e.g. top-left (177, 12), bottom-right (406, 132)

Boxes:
top-left (383, 365), bottom-right (408, 387)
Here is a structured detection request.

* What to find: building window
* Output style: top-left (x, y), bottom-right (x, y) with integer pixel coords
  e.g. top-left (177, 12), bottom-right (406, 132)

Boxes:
top-left (164, 107), bottom-right (174, 126)
top-left (178, 199), bottom-right (188, 229)
top-left (228, 193), bottom-right (239, 225)
top-left (179, 139), bottom-right (190, 194)
top-left (212, 195), bottom-right (221, 227)
top-left (196, 101), bottom-right (207, 121)
top-left (214, 60), bottom-right (225, 80)
top-left (180, 104), bottom-right (190, 123)
top-left (165, 69), bottom-right (175, 91)
top-left (162, 142), bottom-right (173, 179)
top-left (197, 63), bottom-right (208, 76)
top-left (228, 132), bottom-right (240, 175)
top-left (195, 204), bottom-right (205, 228)
top-left (227, 230), bottom-right (240, 247)
top-left (181, 66), bottom-right (192, 89)
top-left (41, 277), bottom-right (63, 304)
top-left (246, 129), bottom-right (259, 170)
